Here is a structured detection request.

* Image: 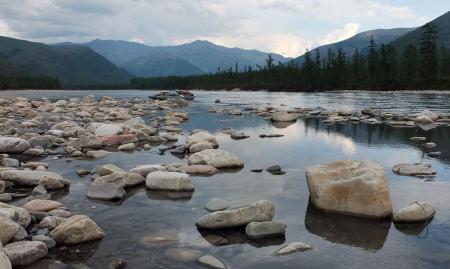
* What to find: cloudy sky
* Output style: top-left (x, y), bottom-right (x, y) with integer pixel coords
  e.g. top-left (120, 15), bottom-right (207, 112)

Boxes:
top-left (0, 0), bottom-right (449, 57)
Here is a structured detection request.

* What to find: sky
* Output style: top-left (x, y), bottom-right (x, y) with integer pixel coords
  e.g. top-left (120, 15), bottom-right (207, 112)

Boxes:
top-left (0, 0), bottom-right (449, 57)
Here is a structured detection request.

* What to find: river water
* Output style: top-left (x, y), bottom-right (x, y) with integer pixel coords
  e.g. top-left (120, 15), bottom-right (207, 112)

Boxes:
top-left (2, 90), bottom-right (450, 269)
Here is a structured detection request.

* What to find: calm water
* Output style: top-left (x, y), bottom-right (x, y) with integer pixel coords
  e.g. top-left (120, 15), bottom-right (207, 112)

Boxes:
top-left (2, 90), bottom-right (450, 269)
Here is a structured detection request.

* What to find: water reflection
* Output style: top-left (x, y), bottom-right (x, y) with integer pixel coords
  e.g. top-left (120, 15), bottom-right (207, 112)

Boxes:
top-left (146, 190), bottom-right (194, 201)
top-left (394, 222), bottom-right (431, 236)
top-left (304, 203), bottom-right (391, 251)
top-left (198, 227), bottom-right (286, 247)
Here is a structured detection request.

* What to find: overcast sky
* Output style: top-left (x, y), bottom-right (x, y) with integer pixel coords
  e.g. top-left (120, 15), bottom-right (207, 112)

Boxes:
top-left (0, 0), bottom-right (449, 57)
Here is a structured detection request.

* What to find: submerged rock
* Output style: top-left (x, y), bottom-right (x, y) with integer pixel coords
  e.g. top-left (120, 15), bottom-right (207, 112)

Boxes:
top-left (205, 198), bottom-right (231, 212)
top-left (196, 200), bottom-right (275, 229)
top-left (393, 202), bottom-right (435, 223)
top-left (50, 215), bottom-right (104, 245)
top-left (4, 241), bottom-right (48, 267)
top-left (188, 149), bottom-right (244, 169)
top-left (198, 255), bottom-right (226, 269)
top-left (305, 160), bottom-right (393, 218)
top-left (393, 163), bottom-right (436, 177)
top-left (272, 242), bottom-right (313, 256)
top-left (146, 171), bottom-right (194, 192)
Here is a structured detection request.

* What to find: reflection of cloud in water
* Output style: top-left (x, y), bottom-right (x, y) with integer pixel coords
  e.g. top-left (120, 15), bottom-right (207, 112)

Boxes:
top-left (316, 132), bottom-right (357, 155)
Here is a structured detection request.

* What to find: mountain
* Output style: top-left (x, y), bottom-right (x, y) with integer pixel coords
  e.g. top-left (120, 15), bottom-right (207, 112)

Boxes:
top-left (122, 54), bottom-right (205, 77)
top-left (291, 28), bottom-right (414, 66)
top-left (0, 36), bottom-right (132, 86)
top-left (391, 11), bottom-right (450, 51)
top-left (77, 39), bottom-right (291, 77)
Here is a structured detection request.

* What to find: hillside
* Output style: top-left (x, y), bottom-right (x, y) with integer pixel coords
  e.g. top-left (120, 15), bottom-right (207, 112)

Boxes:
top-left (122, 54), bottom-right (205, 77)
top-left (391, 11), bottom-right (450, 51)
top-left (78, 39), bottom-right (290, 76)
top-left (0, 36), bottom-right (132, 86)
top-left (291, 28), bottom-right (414, 65)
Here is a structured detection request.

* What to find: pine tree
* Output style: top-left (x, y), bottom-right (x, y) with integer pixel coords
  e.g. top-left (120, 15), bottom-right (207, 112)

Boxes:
top-left (419, 22), bottom-right (439, 80)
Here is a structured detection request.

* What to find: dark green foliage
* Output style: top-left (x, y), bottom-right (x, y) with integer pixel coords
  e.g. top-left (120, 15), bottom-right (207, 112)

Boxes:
top-left (419, 23), bottom-right (440, 80)
top-left (0, 74), bottom-right (60, 89)
top-left (0, 36), bottom-right (132, 87)
top-left (130, 22), bottom-right (450, 91)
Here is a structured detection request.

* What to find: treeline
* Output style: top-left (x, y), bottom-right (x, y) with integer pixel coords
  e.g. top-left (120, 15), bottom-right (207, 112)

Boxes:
top-left (0, 74), bottom-right (60, 90)
top-left (131, 23), bottom-right (450, 91)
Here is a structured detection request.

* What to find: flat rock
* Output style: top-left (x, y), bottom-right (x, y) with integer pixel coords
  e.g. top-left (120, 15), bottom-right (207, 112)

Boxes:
top-left (245, 221), bottom-right (286, 239)
top-left (130, 165), bottom-right (166, 176)
top-left (189, 142), bottom-right (214, 153)
top-left (0, 137), bottom-right (31, 153)
top-left (86, 150), bottom-right (112, 159)
top-left (118, 143), bottom-right (135, 151)
top-left (180, 165), bottom-right (218, 176)
top-left (0, 170), bottom-right (69, 190)
top-left (196, 200), bottom-right (274, 229)
top-left (140, 231), bottom-right (179, 248)
top-left (68, 136), bottom-right (102, 149)
top-left (24, 199), bottom-right (63, 212)
top-left (423, 142), bottom-right (437, 149)
top-left (205, 198), bottom-right (231, 212)
top-left (188, 149), bottom-right (244, 169)
top-left (146, 171), bottom-right (194, 192)
top-left (305, 160), bottom-right (393, 218)
top-left (410, 137), bottom-right (426, 142)
top-left (393, 163), bottom-right (436, 176)
top-left (4, 241), bottom-right (48, 266)
top-left (186, 132), bottom-right (218, 148)
top-left (393, 202), bottom-right (435, 223)
top-left (87, 183), bottom-right (126, 201)
top-left (198, 255), bottom-right (226, 269)
top-left (272, 242), bottom-right (313, 256)
top-left (92, 172), bottom-right (145, 188)
top-left (50, 215), bottom-right (104, 245)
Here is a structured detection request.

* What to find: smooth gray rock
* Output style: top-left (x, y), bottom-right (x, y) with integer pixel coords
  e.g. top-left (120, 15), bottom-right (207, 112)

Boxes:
top-left (0, 170), bottom-right (69, 190)
top-left (0, 193), bottom-right (12, 202)
top-left (188, 149), bottom-right (244, 169)
top-left (1, 158), bottom-right (19, 168)
top-left (0, 217), bottom-right (21, 245)
top-left (393, 202), bottom-right (435, 223)
top-left (32, 235), bottom-right (56, 249)
top-left (146, 171), bottom-right (194, 192)
top-left (245, 221), bottom-right (286, 239)
top-left (92, 172), bottom-right (144, 188)
top-left (86, 150), bottom-right (112, 159)
top-left (4, 241), bottom-right (48, 266)
top-left (87, 183), bottom-right (126, 201)
top-left (196, 200), bottom-right (275, 229)
top-left (130, 165), bottom-right (166, 176)
top-left (95, 164), bottom-right (124, 176)
top-left (0, 137), bottom-right (30, 153)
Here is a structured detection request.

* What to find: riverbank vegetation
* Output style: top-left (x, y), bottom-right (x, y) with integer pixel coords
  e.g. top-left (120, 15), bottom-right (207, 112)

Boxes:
top-left (131, 22), bottom-right (450, 91)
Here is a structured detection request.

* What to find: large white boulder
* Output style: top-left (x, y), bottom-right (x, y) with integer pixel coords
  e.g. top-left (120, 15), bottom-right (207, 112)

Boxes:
top-left (146, 171), bottom-right (194, 192)
top-left (186, 132), bottom-right (218, 148)
top-left (188, 149), bottom-right (244, 169)
top-left (196, 200), bottom-right (275, 229)
top-left (305, 160), bottom-right (393, 218)
top-left (0, 137), bottom-right (30, 153)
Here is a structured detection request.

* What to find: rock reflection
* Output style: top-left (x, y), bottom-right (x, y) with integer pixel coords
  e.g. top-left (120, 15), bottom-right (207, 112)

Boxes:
top-left (271, 121), bottom-right (296, 129)
top-left (48, 240), bottom-right (101, 264)
top-left (394, 221), bottom-right (431, 236)
top-left (146, 190), bottom-right (193, 201)
top-left (198, 227), bottom-right (285, 247)
top-left (304, 202), bottom-right (391, 251)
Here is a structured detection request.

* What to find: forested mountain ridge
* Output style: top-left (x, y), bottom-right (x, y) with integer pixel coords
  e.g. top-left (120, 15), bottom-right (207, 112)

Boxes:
top-left (0, 36), bottom-right (132, 87)
top-left (290, 28), bottom-right (414, 66)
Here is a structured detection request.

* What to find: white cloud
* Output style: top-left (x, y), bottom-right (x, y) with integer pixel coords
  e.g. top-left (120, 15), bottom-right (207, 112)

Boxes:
top-left (320, 23), bottom-right (360, 45)
top-left (0, 0), bottom-right (437, 57)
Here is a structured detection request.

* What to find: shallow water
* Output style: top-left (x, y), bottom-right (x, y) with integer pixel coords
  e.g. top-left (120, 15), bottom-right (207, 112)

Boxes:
top-left (3, 90), bottom-right (450, 268)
